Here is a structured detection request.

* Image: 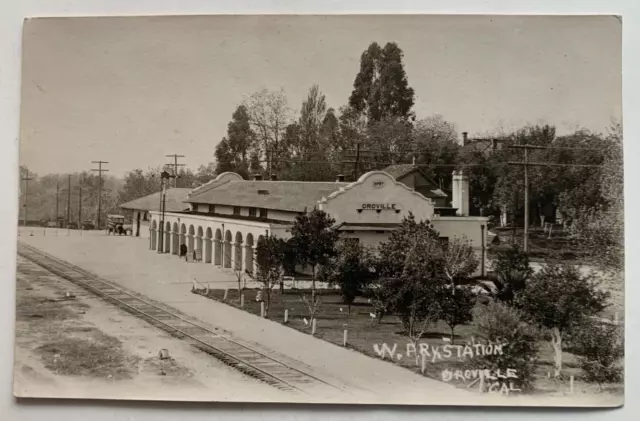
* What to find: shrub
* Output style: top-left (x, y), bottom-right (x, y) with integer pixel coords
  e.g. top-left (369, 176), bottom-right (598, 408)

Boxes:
top-left (568, 319), bottom-right (624, 387)
top-left (493, 244), bottom-right (533, 302)
top-left (472, 301), bottom-right (540, 393)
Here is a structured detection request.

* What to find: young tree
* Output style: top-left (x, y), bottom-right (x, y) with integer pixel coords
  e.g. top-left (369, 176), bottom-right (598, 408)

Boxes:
top-left (472, 301), bottom-right (540, 393)
top-left (252, 236), bottom-right (287, 317)
top-left (516, 264), bottom-right (609, 378)
top-left (442, 236), bottom-right (478, 291)
top-left (492, 244), bottom-right (533, 303)
top-left (437, 286), bottom-right (475, 343)
top-left (288, 209), bottom-right (339, 310)
top-left (326, 240), bottom-right (377, 314)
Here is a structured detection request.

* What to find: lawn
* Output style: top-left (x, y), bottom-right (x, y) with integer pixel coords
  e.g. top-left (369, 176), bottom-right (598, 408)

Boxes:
top-left (192, 286), bottom-right (622, 396)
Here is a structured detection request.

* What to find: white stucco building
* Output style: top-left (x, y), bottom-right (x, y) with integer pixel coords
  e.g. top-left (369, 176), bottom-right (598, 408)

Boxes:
top-left (122, 169), bottom-right (489, 277)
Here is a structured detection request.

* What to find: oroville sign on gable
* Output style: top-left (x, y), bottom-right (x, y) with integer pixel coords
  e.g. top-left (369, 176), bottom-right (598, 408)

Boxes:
top-left (360, 203), bottom-right (398, 210)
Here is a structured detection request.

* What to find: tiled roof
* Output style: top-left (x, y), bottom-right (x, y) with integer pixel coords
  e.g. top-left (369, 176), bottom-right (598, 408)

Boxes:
top-left (119, 188), bottom-right (192, 212)
top-left (186, 180), bottom-right (350, 213)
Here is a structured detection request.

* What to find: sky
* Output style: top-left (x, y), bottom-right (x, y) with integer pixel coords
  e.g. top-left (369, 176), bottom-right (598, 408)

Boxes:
top-left (19, 15), bottom-right (622, 177)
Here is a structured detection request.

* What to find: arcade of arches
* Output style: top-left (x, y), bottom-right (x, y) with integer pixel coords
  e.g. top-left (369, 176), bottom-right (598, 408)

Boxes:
top-left (149, 217), bottom-right (265, 274)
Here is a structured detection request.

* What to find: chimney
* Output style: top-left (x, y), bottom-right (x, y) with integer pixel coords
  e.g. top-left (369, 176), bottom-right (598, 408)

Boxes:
top-left (270, 174), bottom-right (278, 181)
top-left (253, 174), bottom-right (263, 181)
top-left (336, 174), bottom-right (345, 182)
top-left (462, 132), bottom-right (469, 146)
top-left (451, 170), bottom-right (470, 217)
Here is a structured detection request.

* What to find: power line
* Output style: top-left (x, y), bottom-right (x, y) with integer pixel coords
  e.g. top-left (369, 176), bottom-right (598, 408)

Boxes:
top-left (91, 161), bottom-right (109, 230)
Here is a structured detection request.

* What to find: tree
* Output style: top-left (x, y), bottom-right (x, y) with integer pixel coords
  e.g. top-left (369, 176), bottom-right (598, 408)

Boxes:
top-left (376, 213), bottom-right (447, 359)
top-left (244, 88), bottom-right (290, 174)
top-left (571, 122), bottom-right (623, 272)
top-left (438, 286), bottom-right (475, 343)
top-left (442, 236), bottom-right (478, 290)
top-left (327, 240), bottom-right (377, 314)
top-left (365, 117), bottom-right (414, 166)
top-left (472, 301), bottom-right (540, 393)
top-left (349, 42), bottom-right (415, 123)
top-left (214, 105), bottom-right (255, 178)
top-left (279, 86), bottom-right (335, 181)
top-left (252, 236), bottom-right (287, 317)
top-left (288, 209), bottom-right (339, 317)
top-left (195, 162), bottom-right (217, 184)
top-left (492, 244), bottom-right (533, 303)
top-left (412, 115), bottom-right (460, 192)
top-left (377, 213), bottom-right (443, 279)
top-left (116, 168), bottom-right (161, 205)
top-left (516, 264), bottom-right (609, 378)
top-left (568, 320), bottom-right (624, 388)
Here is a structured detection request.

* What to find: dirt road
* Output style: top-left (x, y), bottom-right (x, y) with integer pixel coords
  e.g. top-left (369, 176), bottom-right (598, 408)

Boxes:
top-left (14, 256), bottom-right (285, 402)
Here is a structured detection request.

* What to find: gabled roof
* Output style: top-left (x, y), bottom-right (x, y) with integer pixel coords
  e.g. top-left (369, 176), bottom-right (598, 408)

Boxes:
top-left (381, 164), bottom-right (448, 198)
top-left (185, 180), bottom-right (349, 213)
top-left (119, 188), bottom-right (192, 212)
top-left (382, 164), bottom-right (420, 179)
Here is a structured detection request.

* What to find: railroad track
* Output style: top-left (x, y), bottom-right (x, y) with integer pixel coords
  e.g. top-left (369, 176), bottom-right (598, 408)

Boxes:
top-left (17, 242), bottom-right (343, 397)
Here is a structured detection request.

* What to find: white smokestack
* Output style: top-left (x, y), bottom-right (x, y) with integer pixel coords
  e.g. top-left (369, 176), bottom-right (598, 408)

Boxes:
top-left (451, 170), bottom-right (469, 216)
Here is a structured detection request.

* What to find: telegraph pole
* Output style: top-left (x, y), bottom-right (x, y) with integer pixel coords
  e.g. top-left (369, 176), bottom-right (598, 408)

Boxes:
top-left (55, 181), bottom-right (60, 227)
top-left (91, 161), bottom-right (109, 230)
top-left (76, 177), bottom-right (83, 231)
top-left (354, 143), bottom-right (361, 180)
top-left (508, 145), bottom-right (602, 253)
top-left (66, 174), bottom-right (72, 227)
top-left (166, 154), bottom-right (185, 188)
top-left (21, 170), bottom-right (33, 227)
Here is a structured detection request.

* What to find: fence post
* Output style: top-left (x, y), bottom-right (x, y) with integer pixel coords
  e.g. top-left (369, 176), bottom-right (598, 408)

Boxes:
top-left (343, 329), bottom-right (348, 347)
top-left (311, 318), bottom-right (316, 335)
top-left (223, 288), bottom-right (228, 301)
top-left (260, 302), bottom-right (265, 318)
top-left (569, 375), bottom-right (575, 394)
top-left (421, 353), bottom-right (427, 374)
top-left (240, 294), bottom-right (244, 308)
top-left (284, 309), bottom-right (289, 324)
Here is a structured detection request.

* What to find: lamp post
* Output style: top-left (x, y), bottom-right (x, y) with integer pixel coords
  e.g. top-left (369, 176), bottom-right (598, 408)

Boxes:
top-left (157, 170), bottom-right (175, 253)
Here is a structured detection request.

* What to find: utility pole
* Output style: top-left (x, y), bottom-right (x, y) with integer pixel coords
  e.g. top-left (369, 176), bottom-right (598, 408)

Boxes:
top-left (157, 170), bottom-right (176, 253)
top-left (508, 145), bottom-right (602, 253)
top-left (66, 174), bottom-right (72, 228)
top-left (354, 143), bottom-right (361, 180)
top-left (76, 177), bottom-right (83, 231)
top-left (21, 170), bottom-right (33, 227)
top-left (91, 161), bottom-right (109, 230)
top-left (166, 154), bottom-right (185, 188)
top-left (55, 181), bottom-right (60, 228)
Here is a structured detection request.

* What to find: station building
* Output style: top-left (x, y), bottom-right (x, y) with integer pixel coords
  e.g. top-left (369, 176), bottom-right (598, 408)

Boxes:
top-left (121, 168), bottom-right (488, 277)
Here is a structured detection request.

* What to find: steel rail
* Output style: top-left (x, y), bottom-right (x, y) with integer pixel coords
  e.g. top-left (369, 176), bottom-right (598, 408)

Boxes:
top-left (17, 242), bottom-right (342, 396)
